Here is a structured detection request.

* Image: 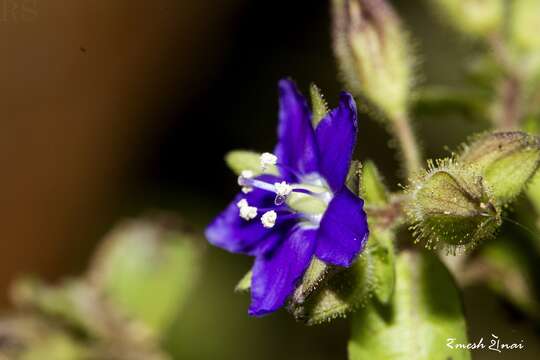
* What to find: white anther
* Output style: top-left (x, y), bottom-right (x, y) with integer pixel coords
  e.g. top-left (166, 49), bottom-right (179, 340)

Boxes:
top-left (241, 170), bottom-right (254, 179)
top-left (260, 152), bottom-right (277, 170)
top-left (238, 170), bottom-right (255, 193)
top-left (237, 199), bottom-right (249, 208)
top-left (237, 199), bottom-right (257, 220)
top-left (274, 181), bottom-right (293, 197)
top-left (261, 210), bottom-right (277, 228)
top-left (239, 205), bottom-right (258, 221)
top-left (238, 170), bottom-right (255, 188)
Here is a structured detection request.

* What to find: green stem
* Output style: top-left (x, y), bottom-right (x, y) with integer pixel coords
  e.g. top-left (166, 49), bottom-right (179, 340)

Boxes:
top-left (392, 113), bottom-right (422, 179)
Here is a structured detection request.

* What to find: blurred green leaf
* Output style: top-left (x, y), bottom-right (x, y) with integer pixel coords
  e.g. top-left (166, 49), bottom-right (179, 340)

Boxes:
top-left (479, 237), bottom-right (540, 318)
top-left (89, 216), bottom-right (202, 337)
top-left (225, 150), bottom-right (278, 176)
top-left (411, 86), bottom-right (489, 121)
top-left (11, 278), bottom-right (112, 339)
top-left (349, 251), bottom-right (470, 360)
top-left (20, 333), bottom-right (87, 360)
top-left (0, 316), bottom-right (89, 360)
top-left (523, 115), bottom-right (540, 135)
top-left (430, 0), bottom-right (503, 38)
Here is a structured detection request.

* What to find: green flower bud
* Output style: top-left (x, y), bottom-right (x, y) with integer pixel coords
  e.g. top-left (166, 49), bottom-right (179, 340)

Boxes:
top-left (406, 159), bottom-right (501, 254)
top-left (460, 131), bottom-right (540, 204)
top-left (432, 0), bottom-right (503, 38)
top-left (332, 0), bottom-right (413, 118)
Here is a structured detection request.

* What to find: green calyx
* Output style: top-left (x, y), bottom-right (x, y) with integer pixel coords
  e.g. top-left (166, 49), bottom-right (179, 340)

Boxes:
top-left (460, 131), bottom-right (540, 204)
top-left (406, 158), bottom-right (501, 254)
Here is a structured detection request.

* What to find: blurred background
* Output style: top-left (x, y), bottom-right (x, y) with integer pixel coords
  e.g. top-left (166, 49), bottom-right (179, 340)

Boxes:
top-left (0, 0), bottom-right (538, 359)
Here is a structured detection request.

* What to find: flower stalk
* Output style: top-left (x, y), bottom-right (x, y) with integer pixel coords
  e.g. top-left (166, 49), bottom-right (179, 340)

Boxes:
top-left (391, 112), bottom-right (422, 178)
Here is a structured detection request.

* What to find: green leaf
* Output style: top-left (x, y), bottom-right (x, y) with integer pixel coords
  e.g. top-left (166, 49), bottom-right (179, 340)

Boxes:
top-left (88, 216), bottom-right (202, 336)
top-left (361, 160), bottom-right (389, 205)
top-left (225, 150), bottom-right (278, 176)
top-left (310, 83), bottom-right (329, 127)
top-left (349, 251), bottom-right (471, 360)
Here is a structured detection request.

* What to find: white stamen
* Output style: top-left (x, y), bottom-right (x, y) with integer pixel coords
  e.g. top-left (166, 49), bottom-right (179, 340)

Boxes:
top-left (239, 205), bottom-right (258, 221)
top-left (261, 210), bottom-right (277, 228)
top-left (274, 181), bottom-right (293, 197)
top-left (260, 152), bottom-right (277, 170)
top-left (241, 170), bottom-right (254, 179)
top-left (237, 170), bottom-right (255, 190)
top-left (237, 199), bottom-right (249, 208)
top-left (237, 199), bottom-right (257, 220)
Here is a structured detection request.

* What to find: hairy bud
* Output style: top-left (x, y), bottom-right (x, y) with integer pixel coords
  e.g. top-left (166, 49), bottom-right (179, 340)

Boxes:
top-left (460, 131), bottom-right (540, 204)
top-left (432, 0), bottom-right (503, 38)
top-left (332, 0), bottom-right (412, 118)
top-left (406, 159), bottom-right (501, 254)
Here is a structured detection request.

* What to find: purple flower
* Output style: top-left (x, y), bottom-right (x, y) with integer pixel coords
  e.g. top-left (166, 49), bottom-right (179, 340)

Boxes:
top-left (205, 79), bottom-right (369, 316)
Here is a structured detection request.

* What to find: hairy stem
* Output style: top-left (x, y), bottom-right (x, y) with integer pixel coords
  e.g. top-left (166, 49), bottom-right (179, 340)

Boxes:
top-left (392, 113), bottom-right (422, 179)
top-left (489, 34), bottom-right (524, 130)
top-left (496, 75), bottom-right (522, 130)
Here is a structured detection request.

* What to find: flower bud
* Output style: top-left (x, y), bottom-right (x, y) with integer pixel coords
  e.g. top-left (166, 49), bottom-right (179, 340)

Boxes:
top-left (332, 0), bottom-right (412, 118)
top-left (460, 131), bottom-right (540, 204)
top-left (406, 159), bottom-right (501, 254)
top-left (432, 0), bottom-right (503, 38)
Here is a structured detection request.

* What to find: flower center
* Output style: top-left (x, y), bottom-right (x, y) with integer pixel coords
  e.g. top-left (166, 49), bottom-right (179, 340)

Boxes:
top-left (236, 153), bottom-right (333, 228)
